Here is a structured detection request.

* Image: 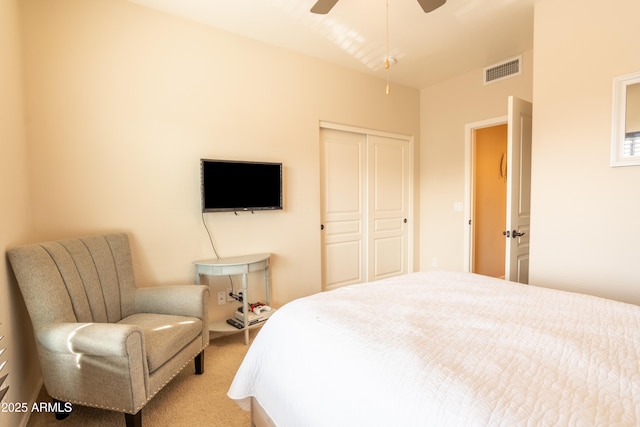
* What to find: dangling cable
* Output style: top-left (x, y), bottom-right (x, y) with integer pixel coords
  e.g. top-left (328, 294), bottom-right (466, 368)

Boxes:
top-left (201, 212), bottom-right (221, 259)
top-left (201, 212), bottom-right (236, 294)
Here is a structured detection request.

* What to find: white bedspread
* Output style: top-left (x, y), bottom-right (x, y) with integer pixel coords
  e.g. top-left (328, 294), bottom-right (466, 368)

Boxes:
top-left (228, 271), bottom-right (640, 426)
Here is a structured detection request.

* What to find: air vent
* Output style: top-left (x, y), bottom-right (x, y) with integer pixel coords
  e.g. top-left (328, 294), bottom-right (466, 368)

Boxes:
top-left (483, 56), bottom-right (522, 85)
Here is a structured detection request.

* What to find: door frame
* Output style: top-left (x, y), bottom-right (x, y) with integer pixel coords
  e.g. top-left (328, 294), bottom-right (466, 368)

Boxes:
top-left (463, 115), bottom-right (508, 273)
top-left (319, 121), bottom-right (416, 276)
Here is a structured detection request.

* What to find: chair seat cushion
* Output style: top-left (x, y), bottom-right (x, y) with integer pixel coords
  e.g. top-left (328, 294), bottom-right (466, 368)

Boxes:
top-left (118, 313), bottom-right (202, 373)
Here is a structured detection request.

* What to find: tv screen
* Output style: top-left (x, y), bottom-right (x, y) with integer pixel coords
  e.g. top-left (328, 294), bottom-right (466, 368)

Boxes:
top-left (201, 159), bottom-right (283, 212)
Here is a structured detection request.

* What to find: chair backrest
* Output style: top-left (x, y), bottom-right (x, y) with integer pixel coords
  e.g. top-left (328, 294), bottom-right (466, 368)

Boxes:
top-left (7, 233), bottom-right (137, 331)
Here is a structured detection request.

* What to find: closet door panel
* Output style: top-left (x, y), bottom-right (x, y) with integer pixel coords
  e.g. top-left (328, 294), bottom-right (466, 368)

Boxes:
top-left (321, 128), bottom-right (411, 290)
top-left (368, 135), bottom-right (410, 282)
top-left (320, 129), bottom-right (366, 290)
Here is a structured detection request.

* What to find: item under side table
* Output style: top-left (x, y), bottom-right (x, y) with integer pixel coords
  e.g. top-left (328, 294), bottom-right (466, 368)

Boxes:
top-left (194, 253), bottom-right (271, 345)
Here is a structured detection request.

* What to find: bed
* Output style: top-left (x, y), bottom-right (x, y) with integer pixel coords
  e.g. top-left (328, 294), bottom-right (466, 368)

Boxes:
top-left (228, 271), bottom-right (640, 426)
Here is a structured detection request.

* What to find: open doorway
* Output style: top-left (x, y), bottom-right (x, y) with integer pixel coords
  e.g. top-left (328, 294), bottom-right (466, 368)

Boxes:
top-left (464, 97), bottom-right (533, 283)
top-left (472, 124), bottom-right (507, 278)
top-left (463, 115), bottom-right (508, 277)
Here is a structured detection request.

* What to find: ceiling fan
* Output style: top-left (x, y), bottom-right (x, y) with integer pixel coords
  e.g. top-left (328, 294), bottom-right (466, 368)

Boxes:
top-left (310, 0), bottom-right (446, 14)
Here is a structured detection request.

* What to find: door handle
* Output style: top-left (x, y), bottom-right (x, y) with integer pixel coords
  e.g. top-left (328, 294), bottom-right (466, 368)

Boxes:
top-left (512, 230), bottom-right (526, 238)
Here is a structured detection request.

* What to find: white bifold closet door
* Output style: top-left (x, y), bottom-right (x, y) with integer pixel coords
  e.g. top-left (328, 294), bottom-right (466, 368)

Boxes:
top-left (320, 127), bottom-right (411, 291)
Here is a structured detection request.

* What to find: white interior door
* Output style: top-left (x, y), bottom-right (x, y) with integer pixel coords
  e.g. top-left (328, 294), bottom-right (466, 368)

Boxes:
top-left (320, 129), bottom-right (366, 290)
top-left (368, 135), bottom-right (410, 281)
top-left (505, 96), bottom-right (533, 283)
top-left (320, 127), bottom-right (411, 291)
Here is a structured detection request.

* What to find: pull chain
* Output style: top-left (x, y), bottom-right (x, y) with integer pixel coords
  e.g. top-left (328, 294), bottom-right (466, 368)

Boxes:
top-left (385, 0), bottom-right (390, 94)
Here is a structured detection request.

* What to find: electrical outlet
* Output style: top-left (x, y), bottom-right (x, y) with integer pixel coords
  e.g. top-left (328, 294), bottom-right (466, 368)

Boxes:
top-left (226, 288), bottom-right (234, 302)
top-left (431, 258), bottom-right (438, 267)
top-left (217, 291), bottom-right (226, 305)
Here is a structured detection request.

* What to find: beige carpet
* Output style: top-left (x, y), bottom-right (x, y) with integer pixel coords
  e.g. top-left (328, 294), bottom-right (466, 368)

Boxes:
top-left (27, 331), bottom-right (257, 427)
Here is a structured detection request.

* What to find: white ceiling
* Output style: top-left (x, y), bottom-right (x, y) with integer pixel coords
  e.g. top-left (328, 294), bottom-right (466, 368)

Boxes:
top-left (128, 0), bottom-right (537, 89)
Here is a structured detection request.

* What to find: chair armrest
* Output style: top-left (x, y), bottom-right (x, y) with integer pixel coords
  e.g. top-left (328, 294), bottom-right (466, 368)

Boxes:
top-left (134, 285), bottom-right (209, 319)
top-left (37, 322), bottom-right (144, 357)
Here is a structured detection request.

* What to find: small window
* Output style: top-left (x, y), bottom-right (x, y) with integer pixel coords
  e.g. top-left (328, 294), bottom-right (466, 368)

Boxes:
top-left (623, 132), bottom-right (640, 157)
top-left (611, 71), bottom-right (640, 167)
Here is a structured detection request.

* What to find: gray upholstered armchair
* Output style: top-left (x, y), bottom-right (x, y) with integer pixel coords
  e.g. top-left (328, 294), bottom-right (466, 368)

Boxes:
top-left (7, 233), bottom-right (209, 427)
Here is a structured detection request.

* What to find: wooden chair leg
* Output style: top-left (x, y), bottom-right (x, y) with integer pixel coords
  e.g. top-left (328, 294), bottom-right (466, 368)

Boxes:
top-left (195, 350), bottom-right (204, 375)
top-left (125, 411), bottom-right (142, 427)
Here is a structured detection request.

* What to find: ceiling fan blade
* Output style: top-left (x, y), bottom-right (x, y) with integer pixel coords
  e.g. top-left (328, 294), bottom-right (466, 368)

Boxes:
top-left (417, 0), bottom-right (446, 13)
top-left (310, 0), bottom-right (339, 14)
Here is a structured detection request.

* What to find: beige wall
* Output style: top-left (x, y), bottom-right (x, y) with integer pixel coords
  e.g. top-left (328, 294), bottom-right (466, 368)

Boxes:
top-left (19, 0), bottom-right (420, 305)
top-left (419, 50), bottom-right (533, 271)
top-left (530, 0), bottom-right (640, 303)
top-left (0, 0), bottom-right (41, 426)
top-left (420, 0), bottom-right (640, 305)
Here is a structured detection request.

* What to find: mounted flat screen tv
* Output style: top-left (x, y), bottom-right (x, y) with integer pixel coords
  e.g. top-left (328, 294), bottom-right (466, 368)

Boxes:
top-left (201, 159), bottom-right (283, 212)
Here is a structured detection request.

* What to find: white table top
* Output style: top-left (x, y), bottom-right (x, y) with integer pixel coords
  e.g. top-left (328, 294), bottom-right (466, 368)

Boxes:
top-left (193, 253), bottom-right (271, 267)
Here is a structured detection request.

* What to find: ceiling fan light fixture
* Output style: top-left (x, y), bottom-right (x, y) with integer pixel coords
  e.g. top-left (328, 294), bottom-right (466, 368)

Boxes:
top-left (385, 56), bottom-right (397, 94)
top-left (384, 57), bottom-right (397, 69)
